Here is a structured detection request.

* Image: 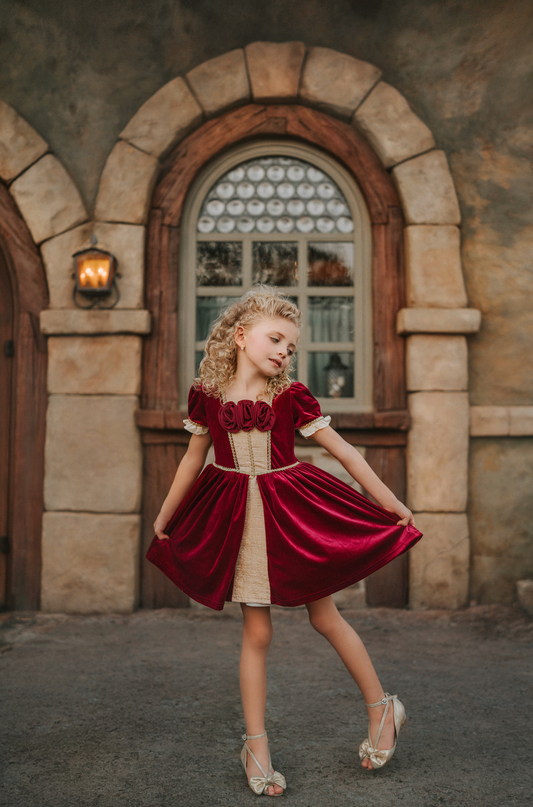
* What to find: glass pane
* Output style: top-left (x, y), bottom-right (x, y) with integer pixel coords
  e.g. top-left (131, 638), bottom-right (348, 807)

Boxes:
top-left (196, 242), bottom-right (242, 286)
top-left (196, 296), bottom-right (231, 341)
top-left (197, 156), bottom-right (354, 235)
top-left (307, 243), bottom-right (354, 287)
top-left (308, 352), bottom-right (354, 398)
top-left (195, 350), bottom-right (204, 376)
top-left (308, 297), bottom-right (354, 342)
top-left (252, 242), bottom-right (298, 286)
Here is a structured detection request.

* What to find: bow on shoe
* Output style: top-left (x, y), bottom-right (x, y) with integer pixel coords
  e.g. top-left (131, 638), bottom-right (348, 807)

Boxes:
top-left (248, 770), bottom-right (287, 795)
top-left (358, 738), bottom-right (394, 769)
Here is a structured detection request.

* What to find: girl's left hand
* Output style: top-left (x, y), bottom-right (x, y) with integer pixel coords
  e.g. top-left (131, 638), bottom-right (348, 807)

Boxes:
top-left (385, 500), bottom-right (416, 527)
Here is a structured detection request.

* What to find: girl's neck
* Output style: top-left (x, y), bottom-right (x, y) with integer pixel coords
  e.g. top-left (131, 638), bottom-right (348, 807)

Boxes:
top-left (224, 374), bottom-right (269, 404)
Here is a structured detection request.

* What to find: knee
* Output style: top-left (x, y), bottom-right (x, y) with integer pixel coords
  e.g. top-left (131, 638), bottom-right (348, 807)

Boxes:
top-left (308, 605), bottom-right (342, 637)
top-left (243, 620), bottom-right (273, 651)
top-left (308, 610), bottom-right (332, 636)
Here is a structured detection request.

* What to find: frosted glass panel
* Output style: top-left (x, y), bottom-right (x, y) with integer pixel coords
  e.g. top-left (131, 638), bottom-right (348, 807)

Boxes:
top-left (252, 242), bottom-right (298, 286)
top-left (308, 297), bottom-right (354, 342)
top-left (197, 242), bottom-right (242, 286)
top-left (307, 243), bottom-right (354, 286)
top-left (308, 352), bottom-right (354, 398)
top-left (196, 296), bottom-right (231, 341)
top-left (197, 156), bottom-right (353, 235)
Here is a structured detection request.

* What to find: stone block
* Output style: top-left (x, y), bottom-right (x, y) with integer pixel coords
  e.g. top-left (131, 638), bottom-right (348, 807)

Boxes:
top-left (93, 222), bottom-right (145, 308)
top-left (10, 154), bottom-right (87, 244)
top-left (48, 336), bottom-right (142, 395)
top-left (352, 82), bottom-right (435, 168)
top-left (299, 47), bottom-right (381, 119)
top-left (409, 513), bottom-right (469, 609)
top-left (41, 512), bottom-right (140, 613)
top-left (186, 50), bottom-right (250, 117)
top-left (0, 100), bottom-right (48, 181)
top-left (40, 222), bottom-right (145, 309)
top-left (516, 580), bottom-right (533, 617)
top-left (470, 406), bottom-right (509, 436)
top-left (392, 150), bottom-right (461, 225)
top-left (405, 225), bottom-right (467, 308)
top-left (406, 335), bottom-right (467, 391)
top-left (509, 407), bottom-right (533, 436)
top-left (44, 395), bottom-right (142, 513)
top-left (95, 141), bottom-right (159, 225)
top-left (407, 392), bottom-right (469, 511)
top-left (120, 77), bottom-right (203, 158)
top-left (245, 41), bottom-right (305, 101)
top-left (397, 308), bottom-right (481, 334)
top-left (40, 309), bottom-right (151, 335)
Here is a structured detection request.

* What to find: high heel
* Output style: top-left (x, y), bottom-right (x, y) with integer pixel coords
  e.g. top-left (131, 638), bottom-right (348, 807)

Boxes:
top-left (240, 731), bottom-right (287, 796)
top-left (359, 692), bottom-right (406, 770)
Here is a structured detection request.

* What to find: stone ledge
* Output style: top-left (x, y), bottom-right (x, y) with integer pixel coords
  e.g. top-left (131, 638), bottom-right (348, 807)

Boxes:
top-left (397, 308), bottom-right (481, 334)
top-left (40, 309), bottom-right (151, 335)
top-left (470, 406), bottom-right (533, 436)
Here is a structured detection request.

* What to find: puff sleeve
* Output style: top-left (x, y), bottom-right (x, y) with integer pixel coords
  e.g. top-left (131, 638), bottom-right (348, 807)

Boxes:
top-left (290, 382), bottom-right (332, 438)
top-left (183, 385), bottom-right (209, 435)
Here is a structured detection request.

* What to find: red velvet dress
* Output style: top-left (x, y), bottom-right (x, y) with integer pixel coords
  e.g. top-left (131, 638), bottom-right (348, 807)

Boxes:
top-left (146, 382), bottom-right (422, 610)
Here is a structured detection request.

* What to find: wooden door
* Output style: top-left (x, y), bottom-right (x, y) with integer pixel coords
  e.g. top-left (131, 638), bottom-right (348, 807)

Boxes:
top-left (0, 251), bottom-right (13, 609)
top-left (138, 104), bottom-right (410, 608)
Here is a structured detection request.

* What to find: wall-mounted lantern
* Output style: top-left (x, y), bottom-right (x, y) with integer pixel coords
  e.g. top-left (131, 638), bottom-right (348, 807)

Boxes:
top-left (324, 352), bottom-right (348, 398)
top-left (72, 235), bottom-right (120, 309)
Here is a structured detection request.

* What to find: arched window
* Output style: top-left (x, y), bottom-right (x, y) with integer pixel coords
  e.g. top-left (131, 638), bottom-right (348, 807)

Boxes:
top-left (180, 140), bottom-right (372, 411)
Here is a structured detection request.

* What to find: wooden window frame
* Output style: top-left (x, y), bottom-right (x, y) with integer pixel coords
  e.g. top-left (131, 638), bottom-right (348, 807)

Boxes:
top-left (179, 139), bottom-right (373, 412)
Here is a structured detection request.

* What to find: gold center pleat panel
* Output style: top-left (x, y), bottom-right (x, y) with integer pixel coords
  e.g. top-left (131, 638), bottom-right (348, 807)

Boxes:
top-left (230, 429), bottom-right (271, 604)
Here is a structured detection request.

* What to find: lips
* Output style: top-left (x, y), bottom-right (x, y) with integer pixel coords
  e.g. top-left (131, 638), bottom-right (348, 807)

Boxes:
top-left (270, 358), bottom-right (281, 368)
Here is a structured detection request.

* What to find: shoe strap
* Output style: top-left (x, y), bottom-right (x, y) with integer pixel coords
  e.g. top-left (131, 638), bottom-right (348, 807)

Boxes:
top-left (242, 731), bottom-right (267, 740)
top-left (242, 733), bottom-right (270, 779)
top-left (364, 693), bottom-right (397, 749)
top-left (364, 692), bottom-right (397, 708)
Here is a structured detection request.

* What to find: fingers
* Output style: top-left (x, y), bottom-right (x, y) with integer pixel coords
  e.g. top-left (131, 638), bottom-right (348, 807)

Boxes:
top-left (396, 517), bottom-right (409, 526)
top-left (156, 532), bottom-right (169, 540)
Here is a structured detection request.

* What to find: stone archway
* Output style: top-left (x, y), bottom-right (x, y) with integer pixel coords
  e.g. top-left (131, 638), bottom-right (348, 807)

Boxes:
top-left (92, 43), bottom-right (481, 610)
top-left (39, 43), bottom-right (482, 612)
top-left (0, 100), bottom-right (89, 608)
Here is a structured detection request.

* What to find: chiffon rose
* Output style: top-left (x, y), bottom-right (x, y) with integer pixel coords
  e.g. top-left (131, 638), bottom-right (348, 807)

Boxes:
top-left (218, 400), bottom-right (276, 433)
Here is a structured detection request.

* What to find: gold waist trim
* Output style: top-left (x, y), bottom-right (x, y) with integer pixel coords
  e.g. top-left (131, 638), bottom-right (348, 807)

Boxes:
top-left (211, 461), bottom-right (300, 479)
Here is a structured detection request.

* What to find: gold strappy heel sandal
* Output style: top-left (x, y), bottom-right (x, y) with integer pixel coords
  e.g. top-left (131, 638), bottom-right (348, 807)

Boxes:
top-left (359, 692), bottom-right (406, 770)
top-left (240, 731), bottom-right (287, 796)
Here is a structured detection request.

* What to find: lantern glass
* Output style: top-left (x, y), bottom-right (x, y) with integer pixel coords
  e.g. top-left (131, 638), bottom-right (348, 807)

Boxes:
top-left (74, 249), bottom-right (115, 294)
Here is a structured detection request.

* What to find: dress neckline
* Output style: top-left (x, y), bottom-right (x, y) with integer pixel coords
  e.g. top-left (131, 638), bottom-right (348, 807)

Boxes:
top-left (221, 384), bottom-right (292, 407)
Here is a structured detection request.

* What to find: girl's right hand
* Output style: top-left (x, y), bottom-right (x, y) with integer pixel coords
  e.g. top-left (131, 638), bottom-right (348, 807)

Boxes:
top-left (153, 513), bottom-right (170, 540)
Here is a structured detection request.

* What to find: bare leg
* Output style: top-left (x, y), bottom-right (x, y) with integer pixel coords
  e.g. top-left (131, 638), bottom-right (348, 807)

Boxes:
top-left (239, 604), bottom-right (284, 795)
top-left (306, 596), bottom-right (395, 769)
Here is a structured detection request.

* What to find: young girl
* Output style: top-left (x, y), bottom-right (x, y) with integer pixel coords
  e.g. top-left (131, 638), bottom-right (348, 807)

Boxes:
top-left (147, 286), bottom-right (422, 796)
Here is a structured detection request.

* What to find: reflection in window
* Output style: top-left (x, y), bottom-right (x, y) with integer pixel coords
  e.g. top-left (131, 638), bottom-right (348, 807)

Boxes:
top-left (307, 243), bottom-right (354, 286)
top-left (197, 242), bottom-right (242, 286)
top-left (308, 352), bottom-right (354, 398)
top-left (308, 297), bottom-right (354, 342)
top-left (196, 296), bottom-right (231, 341)
top-left (252, 242), bottom-right (298, 286)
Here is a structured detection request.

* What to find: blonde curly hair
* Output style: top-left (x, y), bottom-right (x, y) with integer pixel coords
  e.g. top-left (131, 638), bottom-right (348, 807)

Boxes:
top-left (194, 285), bottom-right (301, 400)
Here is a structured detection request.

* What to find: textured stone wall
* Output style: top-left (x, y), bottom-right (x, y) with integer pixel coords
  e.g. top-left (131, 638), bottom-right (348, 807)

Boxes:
top-left (1, 0), bottom-right (532, 605)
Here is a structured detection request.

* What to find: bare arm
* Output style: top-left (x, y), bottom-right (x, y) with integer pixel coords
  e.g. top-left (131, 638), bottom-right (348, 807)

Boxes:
top-left (306, 426), bottom-right (416, 527)
top-left (153, 432), bottom-right (213, 539)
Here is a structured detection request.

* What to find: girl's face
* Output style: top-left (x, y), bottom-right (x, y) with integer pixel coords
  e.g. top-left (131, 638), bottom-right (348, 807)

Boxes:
top-left (236, 317), bottom-right (299, 378)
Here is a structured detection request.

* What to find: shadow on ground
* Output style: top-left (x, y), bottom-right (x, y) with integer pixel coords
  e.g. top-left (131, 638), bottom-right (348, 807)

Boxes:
top-left (1, 602), bottom-right (531, 807)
